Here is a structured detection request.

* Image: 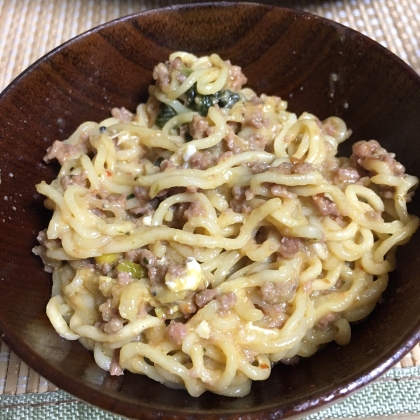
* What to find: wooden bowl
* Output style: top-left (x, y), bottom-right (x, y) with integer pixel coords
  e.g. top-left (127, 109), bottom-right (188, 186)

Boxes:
top-left (1, 3), bottom-right (420, 419)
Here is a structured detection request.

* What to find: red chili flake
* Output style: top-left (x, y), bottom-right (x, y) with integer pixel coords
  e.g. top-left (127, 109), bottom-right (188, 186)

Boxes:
top-left (260, 363), bottom-right (269, 369)
top-left (106, 171), bottom-right (112, 177)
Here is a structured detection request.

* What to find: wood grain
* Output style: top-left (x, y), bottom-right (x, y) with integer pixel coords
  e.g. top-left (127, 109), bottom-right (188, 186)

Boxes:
top-left (0, 3), bottom-right (420, 419)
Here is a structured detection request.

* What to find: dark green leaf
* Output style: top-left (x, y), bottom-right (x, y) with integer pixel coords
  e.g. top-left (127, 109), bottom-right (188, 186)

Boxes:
top-left (154, 157), bottom-right (164, 167)
top-left (156, 103), bottom-right (178, 128)
top-left (184, 84), bottom-right (241, 116)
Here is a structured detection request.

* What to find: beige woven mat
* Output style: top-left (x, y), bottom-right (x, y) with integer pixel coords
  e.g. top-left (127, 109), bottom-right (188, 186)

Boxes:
top-left (0, 0), bottom-right (420, 396)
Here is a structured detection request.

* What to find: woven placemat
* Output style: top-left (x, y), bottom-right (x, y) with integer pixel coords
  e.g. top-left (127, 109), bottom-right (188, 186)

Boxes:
top-left (0, 0), bottom-right (420, 398)
top-left (1, 0), bottom-right (420, 92)
top-left (0, 367), bottom-right (419, 419)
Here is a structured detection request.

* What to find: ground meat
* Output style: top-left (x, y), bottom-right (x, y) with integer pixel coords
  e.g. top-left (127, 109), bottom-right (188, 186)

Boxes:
top-left (110, 349), bottom-right (124, 376)
top-left (160, 159), bottom-right (177, 171)
top-left (244, 189), bottom-right (255, 201)
top-left (244, 106), bottom-right (266, 129)
top-left (225, 62), bottom-right (247, 90)
top-left (247, 133), bottom-right (268, 151)
top-left (322, 119), bottom-right (338, 137)
top-left (230, 185), bottom-right (253, 213)
top-left (224, 128), bottom-right (249, 154)
top-left (37, 229), bottom-right (60, 250)
top-left (351, 140), bottom-right (405, 176)
top-left (99, 298), bottom-right (125, 334)
top-left (278, 237), bottom-right (304, 259)
top-left (166, 263), bottom-right (185, 280)
top-left (250, 291), bottom-right (289, 329)
top-left (170, 57), bottom-right (183, 73)
top-left (148, 265), bottom-right (169, 286)
top-left (126, 248), bottom-right (157, 265)
top-left (316, 312), bottom-right (337, 329)
top-left (96, 262), bottom-right (112, 275)
top-left (270, 185), bottom-right (297, 200)
top-left (232, 185), bottom-right (245, 200)
top-left (271, 160), bottom-right (315, 175)
top-left (153, 62), bottom-right (170, 89)
top-left (217, 292), bottom-right (237, 316)
top-left (190, 115), bottom-right (210, 139)
top-left (133, 186), bottom-right (149, 202)
top-left (195, 288), bottom-right (218, 308)
top-left (189, 151), bottom-right (217, 170)
top-left (103, 317), bottom-right (124, 334)
top-left (44, 141), bottom-right (82, 165)
top-left (248, 161), bottom-right (270, 174)
top-left (230, 199), bottom-right (253, 214)
top-left (227, 121), bottom-right (241, 133)
top-left (99, 298), bottom-right (116, 322)
top-left (125, 249), bottom-right (168, 286)
top-left (32, 230), bottom-right (62, 272)
top-left (225, 124), bottom-right (268, 153)
top-left (117, 271), bottom-right (134, 285)
top-left (153, 57), bottom-right (185, 91)
top-left (60, 172), bottom-right (88, 190)
top-left (322, 156), bottom-right (340, 174)
top-left (250, 96), bottom-right (264, 105)
top-left (166, 321), bottom-right (187, 345)
top-left (130, 186), bottom-right (159, 215)
top-left (260, 280), bottom-right (297, 305)
top-left (331, 166), bottom-right (361, 185)
top-left (312, 193), bottom-right (340, 217)
top-left (108, 193), bottom-right (126, 204)
top-left (45, 130), bottom-right (91, 165)
top-left (184, 200), bottom-right (206, 219)
top-left (170, 57), bottom-right (183, 70)
top-left (111, 107), bottom-right (133, 123)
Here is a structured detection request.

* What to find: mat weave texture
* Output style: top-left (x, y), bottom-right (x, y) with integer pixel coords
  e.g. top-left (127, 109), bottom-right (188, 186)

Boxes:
top-left (0, 0), bottom-right (420, 417)
top-left (0, 368), bottom-right (419, 419)
top-left (2, 0), bottom-right (420, 92)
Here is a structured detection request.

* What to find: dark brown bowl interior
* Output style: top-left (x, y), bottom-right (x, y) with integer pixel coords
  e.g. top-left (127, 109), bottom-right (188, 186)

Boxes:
top-left (1, 2), bottom-right (420, 419)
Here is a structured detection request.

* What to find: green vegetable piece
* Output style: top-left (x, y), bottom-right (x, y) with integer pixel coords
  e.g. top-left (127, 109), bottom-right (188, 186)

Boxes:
top-left (156, 103), bottom-right (177, 127)
top-left (154, 157), bottom-right (164, 167)
top-left (116, 260), bottom-right (147, 279)
top-left (217, 90), bottom-right (240, 108)
top-left (180, 64), bottom-right (193, 77)
top-left (126, 193), bottom-right (135, 200)
top-left (184, 84), bottom-right (240, 116)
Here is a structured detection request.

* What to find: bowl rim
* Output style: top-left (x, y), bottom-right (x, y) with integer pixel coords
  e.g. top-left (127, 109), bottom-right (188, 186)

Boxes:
top-left (1, 2), bottom-right (420, 419)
